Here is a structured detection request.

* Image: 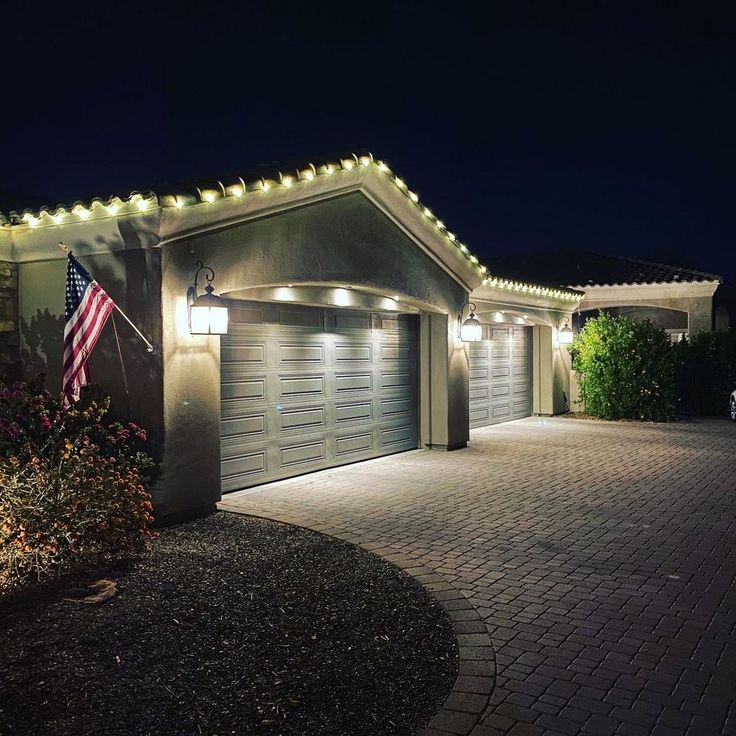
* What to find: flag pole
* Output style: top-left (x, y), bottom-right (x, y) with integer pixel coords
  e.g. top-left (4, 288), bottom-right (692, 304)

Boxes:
top-left (59, 242), bottom-right (156, 353)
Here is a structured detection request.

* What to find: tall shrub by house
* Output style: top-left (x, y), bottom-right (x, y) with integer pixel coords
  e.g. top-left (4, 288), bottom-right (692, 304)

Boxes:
top-left (678, 331), bottom-right (736, 415)
top-left (569, 314), bottom-right (678, 421)
top-left (0, 376), bottom-right (156, 591)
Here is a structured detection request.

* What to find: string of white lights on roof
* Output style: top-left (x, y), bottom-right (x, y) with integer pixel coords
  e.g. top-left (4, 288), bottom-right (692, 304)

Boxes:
top-left (2, 153), bottom-right (581, 302)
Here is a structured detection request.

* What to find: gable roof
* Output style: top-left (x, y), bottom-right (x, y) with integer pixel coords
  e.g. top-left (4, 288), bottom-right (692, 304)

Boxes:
top-left (483, 249), bottom-right (722, 289)
top-left (0, 153), bottom-right (582, 302)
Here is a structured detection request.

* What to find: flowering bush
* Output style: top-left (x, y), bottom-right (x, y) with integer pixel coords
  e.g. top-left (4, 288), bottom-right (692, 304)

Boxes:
top-left (569, 314), bottom-right (679, 421)
top-left (0, 376), bottom-right (156, 591)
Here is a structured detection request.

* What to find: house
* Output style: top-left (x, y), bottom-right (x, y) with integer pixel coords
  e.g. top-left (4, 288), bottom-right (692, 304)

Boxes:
top-left (483, 249), bottom-right (733, 341)
top-left (0, 155), bottom-right (581, 522)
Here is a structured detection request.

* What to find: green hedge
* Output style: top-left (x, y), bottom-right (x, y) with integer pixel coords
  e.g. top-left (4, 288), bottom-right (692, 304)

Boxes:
top-left (569, 314), bottom-right (679, 421)
top-left (677, 331), bottom-right (736, 416)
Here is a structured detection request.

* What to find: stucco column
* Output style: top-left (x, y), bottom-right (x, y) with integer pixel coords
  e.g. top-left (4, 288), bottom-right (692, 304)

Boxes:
top-left (687, 297), bottom-right (713, 335)
top-left (0, 260), bottom-right (19, 378)
top-left (533, 326), bottom-right (554, 415)
top-left (425, 312), bottom-right (469, 450)
top-left (158, 248), bottom-right (223, 522)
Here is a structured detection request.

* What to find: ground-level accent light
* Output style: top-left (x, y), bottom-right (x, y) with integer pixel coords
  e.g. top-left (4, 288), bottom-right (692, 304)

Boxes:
top-left (558, 317), bottom-right (574, 345)
top-left (460, 302), bottom-right (482, 342)
top-left (188, 260), bottom-right (229, 335)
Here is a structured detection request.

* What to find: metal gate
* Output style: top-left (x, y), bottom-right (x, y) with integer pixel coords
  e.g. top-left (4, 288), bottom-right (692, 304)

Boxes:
top-left (220, 301), bottom-right (418, 492)
top-left (469, 325), bottom-right (532, 428)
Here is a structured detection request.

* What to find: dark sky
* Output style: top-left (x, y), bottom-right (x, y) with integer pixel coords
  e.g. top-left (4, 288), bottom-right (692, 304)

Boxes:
top-left (2, 2), bottom-right (734, 280)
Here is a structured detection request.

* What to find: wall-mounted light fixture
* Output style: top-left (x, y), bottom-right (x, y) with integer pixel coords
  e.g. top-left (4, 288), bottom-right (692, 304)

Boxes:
top-left (459, 302), bottom-right (482, 342)
top-left (188, 260), bottom-right (229, 335)
top-left (558, 317), bottom-right (574, 345)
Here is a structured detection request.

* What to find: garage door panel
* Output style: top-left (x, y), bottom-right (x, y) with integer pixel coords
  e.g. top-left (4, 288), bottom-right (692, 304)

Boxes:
top-left (278, 307), bottom-right (323, 329)
top-left (470, 406), bottom-right (491, 424)
top-left (278, 344), bottom-right (324, 365)
top-left (278, 406), bottom-right (326, 432)
top-left (381, 371), bottom-right (411, 389)
top-left (335, 344), bottom-right (372, 362)
top-left (221, 414), bottom-right (266, 439)
top-left (280, 440), bottom-right (326, 468)
top-left (221, 451), bottom-right (267, 490)
top-left (335, 373), bottom-right (373, 393)
top-left (228, 305), bottom-right (265, 325)
top-left (278, 375), bottom-right (325, 398)
top-left (221, 377), bottom-right (267, 402)
top-left (221, 344), bottom-right (266, 365)
top-left (335, 311), bottom-right (371, 331)
top-left (491, 405), bottom-right (511, 421)
top-left (336, 401), bottom-right (373, 423)
top-left (335, 432), bottom-right (374, 456)
top-left (221, 301), bottom-right (418, 492)
top-left (381, 425), bottom-right (415, 447)
top-left (470, 325), bottom-right (532, 429)
top-left (380, 397), bottom-right (413, 417)
top-left (380, 344), bottom-right (412, 361)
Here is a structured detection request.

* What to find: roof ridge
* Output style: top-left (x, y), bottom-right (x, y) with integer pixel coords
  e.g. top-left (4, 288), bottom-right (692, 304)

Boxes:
top-left (592, 251), bottom-right (722, 281)
top-left (0, 152), bottom-right (582, 302)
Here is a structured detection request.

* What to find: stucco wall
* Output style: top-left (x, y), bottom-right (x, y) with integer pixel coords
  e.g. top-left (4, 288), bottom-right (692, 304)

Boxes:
top-left (581, 285), bottom-right (718, 336)
top-left (159, 192), bottom-right (470, 518)
top-left (0, 260), bottom-right (20, 378)
top-left (17, 249), bottom-right (163, 457)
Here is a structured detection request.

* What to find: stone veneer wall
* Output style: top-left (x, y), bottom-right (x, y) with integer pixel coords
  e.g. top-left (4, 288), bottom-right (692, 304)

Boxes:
top-left (0, 260), bottom-right (20, 378)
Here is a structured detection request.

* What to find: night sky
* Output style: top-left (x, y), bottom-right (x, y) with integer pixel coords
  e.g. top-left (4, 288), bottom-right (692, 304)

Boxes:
top-left (3, 2), bottom-right (734, 281)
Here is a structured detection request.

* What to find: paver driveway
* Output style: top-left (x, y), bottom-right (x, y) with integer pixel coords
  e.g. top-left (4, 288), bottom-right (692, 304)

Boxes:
top-left (219, 417), bottom-right (736, 736)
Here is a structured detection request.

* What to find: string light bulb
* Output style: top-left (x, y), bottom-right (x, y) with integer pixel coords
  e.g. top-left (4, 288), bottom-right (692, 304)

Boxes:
top-left (74, 205), bottom-right (90, 221)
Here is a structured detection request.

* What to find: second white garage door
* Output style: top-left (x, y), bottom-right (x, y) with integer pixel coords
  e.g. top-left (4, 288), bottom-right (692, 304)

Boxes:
top-left (220, 301), bottom-right (419, 493)
top-left (469, 325), bottom-right (532, 428)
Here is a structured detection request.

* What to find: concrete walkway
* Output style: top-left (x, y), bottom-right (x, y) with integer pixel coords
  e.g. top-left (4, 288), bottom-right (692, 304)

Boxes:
top-left (219, 417), bottom-right (736, 736)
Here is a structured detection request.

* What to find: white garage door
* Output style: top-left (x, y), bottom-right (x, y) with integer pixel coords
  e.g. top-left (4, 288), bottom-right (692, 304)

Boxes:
top-left (469, 325), bottom-right (532, 428)
top-left (220, 301), bottom-right (418, 493)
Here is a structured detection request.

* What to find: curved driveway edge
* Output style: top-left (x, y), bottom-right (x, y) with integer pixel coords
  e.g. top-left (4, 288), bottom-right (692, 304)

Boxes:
top-left (220, 417), bottom-right (736, 736)
top-left (221, 510), bottom-right (496, 736)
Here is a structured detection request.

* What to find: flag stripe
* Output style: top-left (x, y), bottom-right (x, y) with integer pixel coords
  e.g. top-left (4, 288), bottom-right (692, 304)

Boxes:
top-left (63, 286), bottom-right (114, 373)
top-left (62, 255), bottom-right (116, 407)
top-left (63, 292), bottom-right (112, 378)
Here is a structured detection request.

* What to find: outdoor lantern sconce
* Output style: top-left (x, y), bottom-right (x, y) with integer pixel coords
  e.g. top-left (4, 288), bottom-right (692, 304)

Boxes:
top-left (558, 317), bottom-right (574, 346)
top-left (188, 260), bottom-right (229, 335)
top-left (460, 302), bottom-right (482, 342)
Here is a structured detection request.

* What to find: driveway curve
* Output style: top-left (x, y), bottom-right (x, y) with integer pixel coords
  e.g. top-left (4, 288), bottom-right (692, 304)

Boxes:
top-left (220, 417), bottom-right (736, 736)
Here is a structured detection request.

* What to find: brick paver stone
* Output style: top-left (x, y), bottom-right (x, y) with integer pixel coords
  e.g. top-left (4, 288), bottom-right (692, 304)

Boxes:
top-left (219, 417), bottom-right (736, 735)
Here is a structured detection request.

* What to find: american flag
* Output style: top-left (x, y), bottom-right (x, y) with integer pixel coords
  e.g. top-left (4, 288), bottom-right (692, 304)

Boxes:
top-left (63, 254), bottom-right (116, 408)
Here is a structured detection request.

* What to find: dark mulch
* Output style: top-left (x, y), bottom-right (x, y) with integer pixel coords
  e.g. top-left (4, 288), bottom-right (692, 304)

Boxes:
top-left (0, 512), bottom-right (457, 736)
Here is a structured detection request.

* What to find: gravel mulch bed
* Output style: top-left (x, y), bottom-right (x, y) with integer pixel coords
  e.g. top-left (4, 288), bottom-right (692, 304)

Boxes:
top-left (0, 512), bottom-right (457, 736)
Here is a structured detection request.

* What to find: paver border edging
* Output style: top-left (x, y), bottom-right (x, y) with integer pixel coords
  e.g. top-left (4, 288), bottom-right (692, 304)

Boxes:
top-left (218, 507), bottom-right (495, 736)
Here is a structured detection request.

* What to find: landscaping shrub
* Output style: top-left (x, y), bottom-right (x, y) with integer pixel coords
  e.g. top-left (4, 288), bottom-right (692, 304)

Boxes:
top-left (569, 314), bottom-right (679, 421)
top-left (677, 331), bottom-right (736, 415)
top-left (0, 376), bottom-right (156, 591)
